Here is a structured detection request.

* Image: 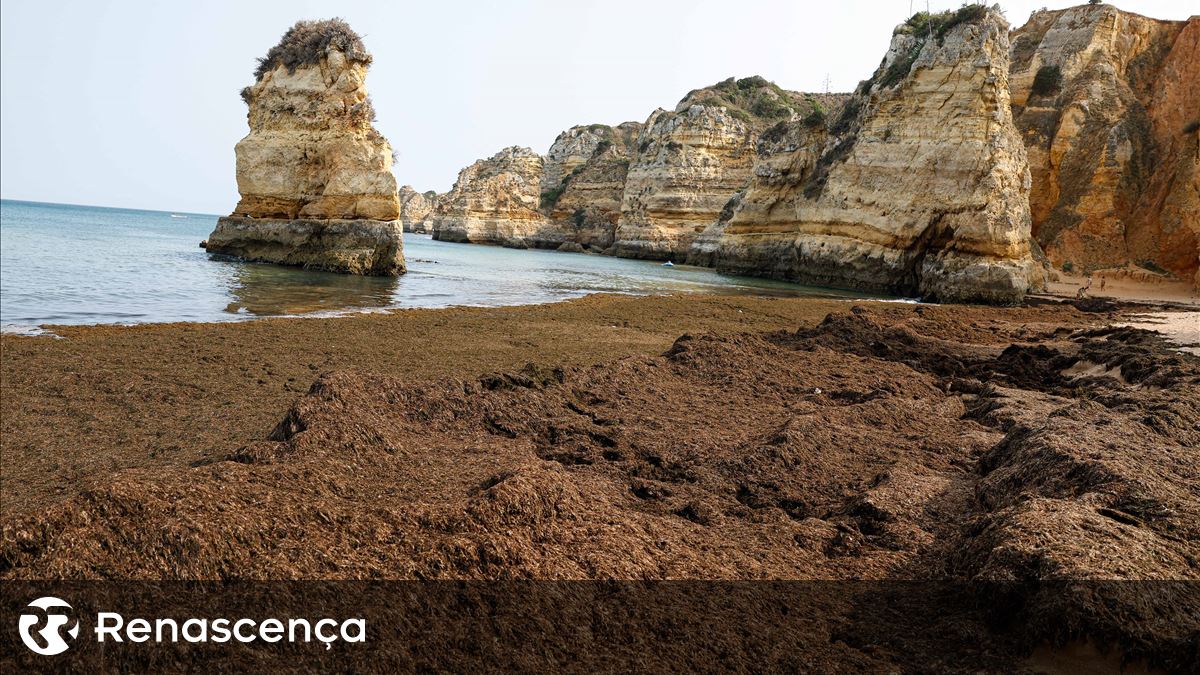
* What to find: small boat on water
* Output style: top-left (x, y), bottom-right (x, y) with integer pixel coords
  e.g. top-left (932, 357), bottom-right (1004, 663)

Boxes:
top-left (662, 261), bottom-right (674, 267)
top-left (170, 214), bottom-right (188, 219)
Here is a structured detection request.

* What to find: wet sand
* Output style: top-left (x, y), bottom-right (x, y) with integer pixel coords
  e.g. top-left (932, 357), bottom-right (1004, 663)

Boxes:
top-left (1119, 311), bottom-right (1200, 355)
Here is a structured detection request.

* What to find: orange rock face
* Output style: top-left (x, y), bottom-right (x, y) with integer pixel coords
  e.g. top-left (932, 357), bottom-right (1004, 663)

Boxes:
top-left (1010, 6), bottom-right (1199, 284)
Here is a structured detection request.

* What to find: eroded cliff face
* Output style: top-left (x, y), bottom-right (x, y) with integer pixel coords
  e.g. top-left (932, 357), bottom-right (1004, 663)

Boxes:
top-left (430, 147), bottom-right (558, 248)
top-left (399, 186), bottom-right (438, 234)
top-left (427, 124), bottom-right (643, 251)
top-left (702, 8), bottom-right (1039, 303)
top-left (206, 20), bottom-right (404, 275)
top-left (612, 79), bottom-right (816, 261)
top-left (542, 123), bottom-right (642, 250)
top-left (418, 4), bottom-right (1192, 301)
top-left (1010, 5), bottom-right (1199, 284)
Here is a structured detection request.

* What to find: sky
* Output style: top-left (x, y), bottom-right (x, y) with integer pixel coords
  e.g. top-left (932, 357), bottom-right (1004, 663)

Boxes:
top-left (0, 0), bottom-right (1192, 214)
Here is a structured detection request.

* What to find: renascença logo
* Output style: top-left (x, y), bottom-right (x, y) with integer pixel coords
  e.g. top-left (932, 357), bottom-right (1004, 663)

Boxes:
top-left (15, 596), bottom-right (366, 654)
top-left (18, 597), bottom-right (80, 656)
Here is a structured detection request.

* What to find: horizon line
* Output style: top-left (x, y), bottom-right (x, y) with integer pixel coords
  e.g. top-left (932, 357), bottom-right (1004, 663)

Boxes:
top-left (0, 197), bottom-right (221, 218)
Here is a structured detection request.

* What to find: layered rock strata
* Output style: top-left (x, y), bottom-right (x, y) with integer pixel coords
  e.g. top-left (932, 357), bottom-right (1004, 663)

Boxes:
top-left (429, 147), bottom-right (557, 248)
top-left (399, 186), bottom-right (438, 233)
top-left (1009, 5), bottom-right (1199, 284)
top-left (698, 7), bottom-right (1040, 303)
top-left (542, 123), bottom-right (643, 250)
top-left (421, 4), bottom-right (1194, 300)
top-left (429, 124), bottom-right (645, 251)
top-left (612, 78), bottom-right (818, 260)
top-left (206, 19), bottom-right (404, 276)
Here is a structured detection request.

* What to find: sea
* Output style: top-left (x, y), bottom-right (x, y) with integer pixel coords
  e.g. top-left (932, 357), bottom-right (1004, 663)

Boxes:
top-left (0, 199), bottom-right (878, 332)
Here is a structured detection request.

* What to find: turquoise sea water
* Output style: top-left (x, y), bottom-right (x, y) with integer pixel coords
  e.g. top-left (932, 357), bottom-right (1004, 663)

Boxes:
top-left (0, 199), bottom-right (877, 330)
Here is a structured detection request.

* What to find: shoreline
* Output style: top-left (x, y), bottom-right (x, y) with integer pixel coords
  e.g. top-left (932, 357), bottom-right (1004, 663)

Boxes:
top-left (3, 271), bottom-right (1195, 337)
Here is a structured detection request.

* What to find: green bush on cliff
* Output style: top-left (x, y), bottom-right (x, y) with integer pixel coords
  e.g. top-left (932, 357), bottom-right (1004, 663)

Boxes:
top-left (802, 102), bottom-right (826, 127)
top-left (751, 97), bottom-right (791, 119)
top-left (684, 76), bottom-right (804, 123)
top-left (736, 76), bottom-right (771, 91)
top-left (540, 186), bottom-right (565, 209)
top-left (830, 98), bottom-right (861, 137)
top-left (1031, 65), bottom-right (1063, 97)
top-left (878, 44), bottom-right (922, 89)
top-left (897, 4), bottom-right (987, 43)
top-left (254, 18), bottom-right (371, 80)
top-left (876, 5), bottom-right (988, 91)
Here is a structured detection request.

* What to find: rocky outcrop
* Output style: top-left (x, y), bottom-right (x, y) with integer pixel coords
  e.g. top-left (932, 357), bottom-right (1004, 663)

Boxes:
top-left (541, 123), bottom-right (642, 250)
top-left (430, 124), bottom-right (643, 251)
top-left (205, 20), bottom-right (404, 275)
top-left (429, 147), bottom-right (558, 248)
top-left (1009, 5), bottom-right (1199, 284)
top-left (612, 78), bottom-right (820, 260)
top-left (695, 7), bottom-right (1040, 303)
top-left (399, 186), bottom-right (438, 233)
top-left (422, 4), bottom-right (1193, 301)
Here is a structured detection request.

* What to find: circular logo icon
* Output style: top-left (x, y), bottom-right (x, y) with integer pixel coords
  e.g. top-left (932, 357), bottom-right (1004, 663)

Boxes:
top-left (18, 596), bottom-right (79, 656)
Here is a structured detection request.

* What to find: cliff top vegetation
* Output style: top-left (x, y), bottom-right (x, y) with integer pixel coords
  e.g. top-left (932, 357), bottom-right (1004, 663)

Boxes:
top-left (678, 76), bottom-right (814, 123)
top-left (253, 19), bottom-right (372, 81)
top-left (893, 3), bottom-right (989, 42)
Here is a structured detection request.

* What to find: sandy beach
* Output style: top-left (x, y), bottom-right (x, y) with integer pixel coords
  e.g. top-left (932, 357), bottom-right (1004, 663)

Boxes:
top-left (1045, 271), bottom-right (1200, 307)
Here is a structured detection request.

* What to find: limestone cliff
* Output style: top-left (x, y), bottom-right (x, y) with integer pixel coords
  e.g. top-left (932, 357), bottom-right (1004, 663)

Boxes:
top-left (697, 7), bottom-right (1039, 303)
top-left (1009, 5), bottom-right (1199, 284)
top-left (429, 147), bottom-right (558, 248)
top-left (542, 122), bottom-right (642, 250)
top-left (612, 78), bottom-right (820, 260)
top-left (430, 123), bottom-right (643, 251)
top-left (206, 20), bottom-right (404, 275)
top-left (399, 186), bottom-right (438, 234)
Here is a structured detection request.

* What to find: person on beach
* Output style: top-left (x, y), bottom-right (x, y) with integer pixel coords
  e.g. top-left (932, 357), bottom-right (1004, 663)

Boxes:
top-left (1077, 276), bottom-right (1093, 299)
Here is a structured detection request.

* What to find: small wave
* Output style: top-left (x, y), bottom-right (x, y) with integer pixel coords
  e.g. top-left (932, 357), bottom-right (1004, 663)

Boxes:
top-left (1, 324), bottom-right (63, 338)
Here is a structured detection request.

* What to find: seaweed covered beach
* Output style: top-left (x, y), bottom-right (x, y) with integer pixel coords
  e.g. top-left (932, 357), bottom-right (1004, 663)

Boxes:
top-left (2, 294), bottom-right (1197, 670)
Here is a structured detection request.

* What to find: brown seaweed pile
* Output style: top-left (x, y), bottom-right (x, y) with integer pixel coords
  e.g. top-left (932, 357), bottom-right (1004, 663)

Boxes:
top-left (2, 306), bottom-right (1197, 670)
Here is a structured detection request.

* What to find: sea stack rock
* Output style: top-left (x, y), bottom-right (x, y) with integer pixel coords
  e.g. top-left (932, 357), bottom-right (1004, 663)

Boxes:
top-left (699, 7), bottom-right (1040, 303)
top-left (1009, 5), bottom-right (1199, 285)
top-left (205, 19), bottom-right (405, 276)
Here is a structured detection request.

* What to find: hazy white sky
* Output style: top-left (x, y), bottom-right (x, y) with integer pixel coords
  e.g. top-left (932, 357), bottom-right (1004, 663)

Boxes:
top-left (0, 0), bottom-right (1192, 213)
